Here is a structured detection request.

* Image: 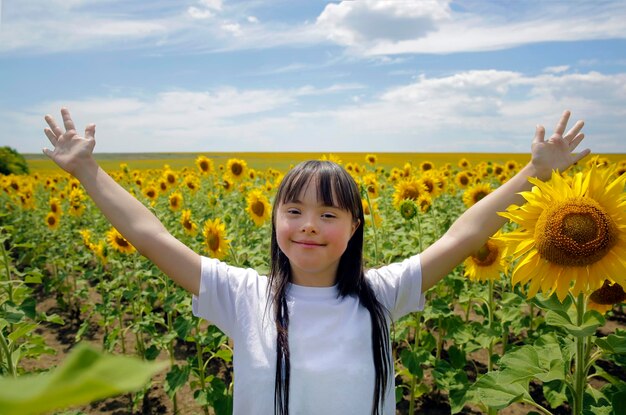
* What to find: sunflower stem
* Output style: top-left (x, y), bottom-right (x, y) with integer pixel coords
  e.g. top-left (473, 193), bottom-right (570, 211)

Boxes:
top-left (572, 292), bottom-right (587, 415)
top-left (408, 311), bottom-right (422, 415)
top-left (487, 278), bottom-right (495, 372)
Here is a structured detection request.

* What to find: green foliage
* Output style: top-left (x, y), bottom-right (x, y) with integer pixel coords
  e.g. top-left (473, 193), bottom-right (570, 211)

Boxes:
top-left (0, 344), bottom-right (167, 415)
top-left (0, 147), bottom-right (29, 175)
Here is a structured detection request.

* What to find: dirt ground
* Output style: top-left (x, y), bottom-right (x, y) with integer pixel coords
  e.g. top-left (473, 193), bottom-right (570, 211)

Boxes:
top-left (20, 293), bottom-right (626, 415)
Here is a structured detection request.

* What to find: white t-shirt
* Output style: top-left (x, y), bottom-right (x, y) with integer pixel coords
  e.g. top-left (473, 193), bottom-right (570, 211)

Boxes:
top-left (192, 254), bottom-right (425, 415)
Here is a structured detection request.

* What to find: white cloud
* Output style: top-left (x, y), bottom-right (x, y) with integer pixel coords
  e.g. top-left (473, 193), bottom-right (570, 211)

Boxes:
top-left (544, 65), bottom-right (570, 74)
top-left (316, 0), bottom-right (626, 56)
top-left (9, 70), bottom-right (626, 154)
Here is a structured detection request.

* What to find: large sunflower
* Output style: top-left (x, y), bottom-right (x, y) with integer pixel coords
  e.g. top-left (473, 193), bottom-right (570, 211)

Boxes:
top-left (498, 165), bottom-right (626, 301)
top-left (195, 155), bottom-right (214, 174)
top-left (246, 189), bottom-right (271, 226)
top-left (203, 218), bottom-right (230, 259)
top-left (226, 158), bottom-right (247, 180)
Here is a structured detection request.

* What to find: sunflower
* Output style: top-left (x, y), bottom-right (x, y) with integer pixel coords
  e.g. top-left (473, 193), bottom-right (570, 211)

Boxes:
top-left (362, 198), bottom-right (382, 226)
top-left (498, 165), bottom-right (626, 301)
top-left (203, 218), bottom-right (230, 259)
top-left (196, 155), bottom-right (214, 174)
top-left (221, 178), bottom-right (234, 192)
top-left (455, 171), bottom-right (472, 189)
top-left (462, 183), bottom-right (492, 208)
top-left (365, 154), bottom-right (377, 165)
top-left (399, 199), bottom-right (418, 220)
top-left (183, 174), bottom-right (200, 193)
top-left (320, 154), bottom-right (342, 165)
top-left (458, 158), bottom-right (471, 169)
top-left (393, 178), bottom-right (427, 207)
top-left (68, 188), bottom-right (85, 217)
top-left (163, 169), bottom-right (178, 186)
top-left (45, 212), bottom-right (59, 230)
top-left (49, 197), bottom-right (62, 216)
top-left (79, 229), bottom-right (92, 247)
top-left (143, 185), bottom-right (159, 202)
top-left (362, 174), bottom-right (379, 199)
top-left (464, 235), bottom-right (507, 282)
top-left (106, 228), bottom-right (136, 254)
top-left (505, 160), bottom-right (520, 172)
top-left (420, 161), bottom-right (434, 172)
top-left (169, 191), bottom-right (183, 211)
top-left (226, 159), bottom-right (247, 180)
top-left (180, 209), bottom-right (198, 236)
top-left (246, 189), bottom-right (271, 226)
top-left (417, 194), bottom-right (432, 213)
top-left (587, 280), bottom-right (626, 314)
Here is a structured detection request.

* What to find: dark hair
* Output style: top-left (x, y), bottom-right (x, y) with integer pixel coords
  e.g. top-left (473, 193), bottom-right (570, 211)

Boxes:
top-left (268, 160), bottom-right (391, 415)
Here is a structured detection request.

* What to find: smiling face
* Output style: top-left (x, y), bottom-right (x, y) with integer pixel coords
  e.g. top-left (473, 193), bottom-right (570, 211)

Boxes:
top-left (275, 180), bottom-right (359, 286)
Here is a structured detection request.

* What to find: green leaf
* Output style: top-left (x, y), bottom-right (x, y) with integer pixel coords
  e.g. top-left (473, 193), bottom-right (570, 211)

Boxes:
top-left (545, 310), bottom-right (604, 338)
top-left (472, 372), bottom-right (531, 409)
top-left (164, 364), bottom-right (190, 399)
top-left (400, 349), bottom-right (424, 378)
top-left (213, 348), bottom-right (233, 363)
top-left (7, 323), bottom-right (38, 343)
top-left (612, 390), bottom-right (626, 415)
top-left (595, 332), bottom-right (626, 355)
top-left (0, 344), bottom-right (167, 415)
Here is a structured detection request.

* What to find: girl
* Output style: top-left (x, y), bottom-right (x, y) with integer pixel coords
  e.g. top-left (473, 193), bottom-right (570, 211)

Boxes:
top-left (43, 108), bottom-right (589, 414)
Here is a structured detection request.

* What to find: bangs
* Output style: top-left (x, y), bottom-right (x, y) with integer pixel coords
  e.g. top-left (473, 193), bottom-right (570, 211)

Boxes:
top-left (275, 161), bottom-right (361, 217)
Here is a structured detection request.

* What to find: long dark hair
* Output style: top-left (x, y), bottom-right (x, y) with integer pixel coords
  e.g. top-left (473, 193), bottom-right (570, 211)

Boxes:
top-left (268, 160), bottom-right (391, 415)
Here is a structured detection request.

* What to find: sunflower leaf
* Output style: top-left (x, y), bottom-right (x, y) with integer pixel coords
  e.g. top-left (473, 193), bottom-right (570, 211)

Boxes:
top-left (545, 310), bottom-right (603, 338)
top-left (595, 331), bottom-right (626, 355)
top-left (471, 371), bottom-right (531, 409)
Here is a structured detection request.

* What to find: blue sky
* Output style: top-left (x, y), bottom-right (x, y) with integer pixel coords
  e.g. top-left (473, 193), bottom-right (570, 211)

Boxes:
top-left (1, 0), bottom-right (625, 154)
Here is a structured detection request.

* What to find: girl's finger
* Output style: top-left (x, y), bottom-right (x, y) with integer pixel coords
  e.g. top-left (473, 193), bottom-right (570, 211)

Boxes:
top-left (61, 108), bottom-right (76, 132)
top-left (564, 120), bottom-right (584, 141)
top-left (532, 125), bottom-right (546, 144)
top-left (45, 114), bottom-right (64, 137)
top-left (44, 128), bottom-right (58, 146)
top-left (85, 123), bottom-right (96, 140)
top-left (569, 133), bottom-right (585, 150)
top-left (572, 148), bottom-right (591, 164)
top-left (553, 110), bottom-right (571, 136)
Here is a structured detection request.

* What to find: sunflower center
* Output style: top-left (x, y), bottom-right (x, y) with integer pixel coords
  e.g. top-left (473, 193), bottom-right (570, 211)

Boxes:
top-left (208, 233), bottom-right (220, 251)
top-left (473, 191), bottom-right (488, 203)
top-left (115, 236), bottom-right (129, 248)
top-left (251, 200), bottom-right (265, 217)
top-left (231, 163), bottom-right (243, 176)
top-left (472, 241), bottom-right (498, 266)
top-left (535, 198), bottom-right (617, 266)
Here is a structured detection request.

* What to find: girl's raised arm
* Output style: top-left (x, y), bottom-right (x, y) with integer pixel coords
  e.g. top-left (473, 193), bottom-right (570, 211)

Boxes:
top-left (44, 108), bottom-right (201, 295)
top-left (419, 110), bottom-right (590, 292)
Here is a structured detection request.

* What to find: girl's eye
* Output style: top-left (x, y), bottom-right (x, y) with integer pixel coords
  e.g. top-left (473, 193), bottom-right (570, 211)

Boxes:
top-left (287, 208), bottom-right (300, 215)
top-left (321, 213), bottom-right (336, 219)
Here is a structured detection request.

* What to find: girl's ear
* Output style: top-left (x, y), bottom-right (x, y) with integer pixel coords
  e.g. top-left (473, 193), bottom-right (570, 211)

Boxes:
top-left (351, 219), bottom-right (361, 237)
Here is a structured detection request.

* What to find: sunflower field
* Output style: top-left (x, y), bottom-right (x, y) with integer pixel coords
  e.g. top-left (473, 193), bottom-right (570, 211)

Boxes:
top-left (1, 153), bottom-right (626, 415)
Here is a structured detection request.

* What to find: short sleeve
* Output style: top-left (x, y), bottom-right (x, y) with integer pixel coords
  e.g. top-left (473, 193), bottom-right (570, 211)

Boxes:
top-left (365, 254), bottom-right (425, 321)
top-left (192, 256), bottom-right (265, 338)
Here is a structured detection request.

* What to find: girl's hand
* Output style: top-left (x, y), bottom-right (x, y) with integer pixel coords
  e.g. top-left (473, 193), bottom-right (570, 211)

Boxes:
top-left (530, 110), bottom-right (590, 179)
top-left (43, 108), bottom-right (96, 176)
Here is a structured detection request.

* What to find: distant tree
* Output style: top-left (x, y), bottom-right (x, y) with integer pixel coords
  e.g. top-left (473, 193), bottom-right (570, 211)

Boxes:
top-left (0, 146), bottom-right (30, 175)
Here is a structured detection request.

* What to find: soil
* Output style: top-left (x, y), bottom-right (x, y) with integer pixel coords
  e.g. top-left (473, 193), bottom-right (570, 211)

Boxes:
top-left (19, 290), bottom-right (626, 415)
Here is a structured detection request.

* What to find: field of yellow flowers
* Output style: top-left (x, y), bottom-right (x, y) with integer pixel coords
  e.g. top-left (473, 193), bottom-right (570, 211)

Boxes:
top-left (2, 152), bottom-right (626, 415)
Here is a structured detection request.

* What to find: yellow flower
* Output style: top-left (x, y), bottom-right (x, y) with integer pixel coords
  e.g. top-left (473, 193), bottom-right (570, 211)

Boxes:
top-left (455, 171), bottom-right (472, 189)
top-left (45, 212), bottom-right (59, 230)
top-left (143, 185), bottom-right (159, 202)
top-left (106, 228), bottom-right (135, 254)
top-left (183, 174), bottom-right (200, 193)
top-left (365, 154), bottom-right (377, 165)
top-left (68, 188), bottom-right (85, 217)
top-left (163, 169), bottom-right (178, 187)
top-left (221, 178), bottom-right (234, 192)
top-left (458, 158), bottom-right (471, 169)
top-left (203, 218), bottom-right (230, 259)
top-left (246, 189), bottom-right (271, 226)
top-left (462, 183), bottom-right (492, 208)
top-left (226, 159), bottom-right (247, 180)
top-left (417, 194), bottom-right (432, 213)
top-left (362, 198), bottom-right (382, 226)
top-left (169, 191), bottom-right (183, 211)
top-left (393, 178), bottom-right (427, 208)
top-left (498, 165), bottom-right (626, 301)
top-left (79, 229), bottom-right (92, 246)
top-left (587, 280), bottom-right (626, 314)
top-left (196, 155), bottom-right (214, 174)
top-left (420, 160), bottom-right (434, 172)
top-left (180, 209), bottom-right (198, 236)
top-left (49, 197), bottom-right (62, 216)
top-left (362, 174), bottom-right (378, 199)
top-left (320, 154), bottom-right (342, 165)
top-left (464, 235), bottom-right (507, 282)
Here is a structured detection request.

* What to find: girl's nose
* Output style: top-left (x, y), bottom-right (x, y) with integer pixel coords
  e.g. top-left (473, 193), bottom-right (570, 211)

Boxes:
top-left (300, 220), bottom-right (317, 234)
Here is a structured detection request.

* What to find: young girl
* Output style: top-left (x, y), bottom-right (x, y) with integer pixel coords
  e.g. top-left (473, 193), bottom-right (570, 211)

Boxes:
top-left (43, 108), bottom-right (589, 415)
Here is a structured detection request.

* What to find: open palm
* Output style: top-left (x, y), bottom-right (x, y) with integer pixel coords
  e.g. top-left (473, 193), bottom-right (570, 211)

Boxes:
top-left (530, 110), bottom-right (590, 178)
top-left (43, 108), bottom-right (96, 175)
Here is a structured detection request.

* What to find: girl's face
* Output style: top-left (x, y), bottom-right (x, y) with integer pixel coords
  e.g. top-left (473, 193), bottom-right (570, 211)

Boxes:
top-left (275, 181), bottom-right (359, 287)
